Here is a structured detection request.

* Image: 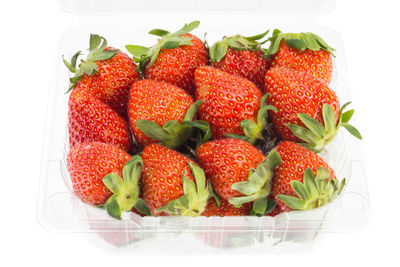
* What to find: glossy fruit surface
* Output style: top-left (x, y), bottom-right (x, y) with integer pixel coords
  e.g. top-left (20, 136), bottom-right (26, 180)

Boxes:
top-left (128, 79), bottom-right (194, 146)
top-left (197, 138), bottom-right (265, 200)
top-left (140, 144), bottom-right (197, 215)
top-left (271, 141), bottom-right (336, 212)
top-left (67, 142), bottom-right (130, 206)
top-left (195, 66), bottom-right (262, 138)
top-left (68, 87), bottom-right (132, 151)
top-left (265, 66), bottom-right (339, 141)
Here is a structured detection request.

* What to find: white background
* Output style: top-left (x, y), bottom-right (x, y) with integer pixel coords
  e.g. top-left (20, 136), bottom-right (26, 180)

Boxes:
top-left (1, 0), bottom-right (399, 265)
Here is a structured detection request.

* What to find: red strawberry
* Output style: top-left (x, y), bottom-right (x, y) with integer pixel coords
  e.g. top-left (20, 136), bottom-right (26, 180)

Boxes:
top-left (128, 79), bottom-right (206, 148)
top-left (265, 66), bottom-right (361, 153)
top-left (140, 144), bottom-right (210, 216)
top-left (126, 21), bottom-right (208, 96)
top-left (202, 198), bottom-right (252, 217)
top-left (197, 138), bottom-right (281, 215)
top-left (270, 141), bottom-right (344, 214)
top-left (195, 66), bottom-right (275, 143)
top-left (68, 87), bottom-right (132, 151)
top-left (209, 31), bottom-right (271, 91)
top-left (63, 34), bottom-right (141, 117)
top-left (67, 142), bottom-right (143, 219)
top-left (265, 29), bottom-right (334, 85)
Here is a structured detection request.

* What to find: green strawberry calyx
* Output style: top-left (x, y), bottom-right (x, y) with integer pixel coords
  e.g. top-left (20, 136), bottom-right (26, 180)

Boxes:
top-left (126, 21), bottom-right (200, 73)
top-left (264, 29), bottom-right (335, 58)
top-left (229, 150), bottom-right (282, 211)
top-left (157, 162), bottom-right (211, 216)
top-left (286, 102), bottom-right (362, 153)
top-left (63, 34), bottom-right (119, 92)
top-left (102, 155), bottom-right (143, 220)
top-left (228, 94), bottom-right (277, 144)
top-left (250, 198), bottom-right (277, 216)
top-left (135, 100), bottom-right (212, 149)
top-left (209, 30), bottom-right (269, 62)
top-left (277, 167), bottom-right (345, 210)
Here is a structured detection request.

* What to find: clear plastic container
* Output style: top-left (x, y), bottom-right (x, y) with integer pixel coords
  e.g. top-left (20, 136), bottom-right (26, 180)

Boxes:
top-left (37, 0), bottom-right (371, 253)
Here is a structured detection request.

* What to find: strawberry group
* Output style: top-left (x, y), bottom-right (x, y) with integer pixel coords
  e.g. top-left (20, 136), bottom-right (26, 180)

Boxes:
top-left (64, 23), bottom-right (359, 221)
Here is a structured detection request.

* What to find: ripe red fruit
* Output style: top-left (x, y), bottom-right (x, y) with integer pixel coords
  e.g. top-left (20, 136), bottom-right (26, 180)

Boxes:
top-left (197, 138), bottom-right (281, 216)
top-left (126, 21), bottom-right (208, 96)
top-left (128, 79), bottom-right (206, 148)
top-left (195, 66), bottom-right (272, 141)
top-left (210, 31), bottom-right (271, 91)
top-left (265, 66), bottom-right (361, 152)
top-left (68, 87), bottom-right (132, 151)
top-left (141, 144), bottom-right (210, 216)
top-left (67, 142), bottom-right (143, 219)
top-left (63, 34), bottom-right (141, 117)
top-left (265, 29), bottom-right (334, 85)
top-left (270, 141), bottom-right (344, 213)
top-left (202, 198), bottom-right (252, 217)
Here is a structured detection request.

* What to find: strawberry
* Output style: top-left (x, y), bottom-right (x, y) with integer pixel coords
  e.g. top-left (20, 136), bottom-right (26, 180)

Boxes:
top-left (265, 66), bottom-right (361, 153)
top-left (63, 34), bottom-right (141, 117)
top-left (128, 79), bottom-right (208, 148)
top-left (67, 142), bottom-right (143, 219)
top-left (269, 141), bottom-right (345, 214)
top-left (265, 29), bottom-right (334, 85)
top-left (209, 31), bottom-right (271, 91)
top-left (68, 87), bottom-right (132, 151)
top-left (140, 144), bottom-right (211, 216)
top-left (195, 66), bottom-right (276, 143)
top-left (197, 138), bottom-right (281, 215)
top-left (202, 198), bottom-right (252, 217)
top-left (126, 21), bottom-right (208, 96)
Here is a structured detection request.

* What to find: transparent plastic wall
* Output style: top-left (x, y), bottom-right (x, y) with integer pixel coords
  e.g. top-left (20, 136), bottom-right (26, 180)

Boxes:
top-left (37, 0), bottom-right (371, 253)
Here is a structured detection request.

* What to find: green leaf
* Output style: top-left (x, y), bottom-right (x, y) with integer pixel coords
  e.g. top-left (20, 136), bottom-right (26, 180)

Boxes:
top-left (184, 100), bottom-right (204, 121)
top-left (161, 39), bottom-right (181, 49)
top-left (82, 61), bottom-right (98, 76)
top-left (135, 119), bottom-right (171, 141)
top-left (232, 180), bottom-right (261, 195)
top-left (264, 198), bottom-right (277, 214)
top-left (188, 162), bottom-right (206, 195)
top-left (341, 109), bottom-right (354, 124)
top-left (276, 195), bottom-right (306, 210)
top-left (241, 120), bottom-right (259, 140)
top-left (226, 38), bottom-right (246, 50)
top-left (62, 56), bottom-right (74, 73)
top-left (245, 30), bottom-right (269, 41)
top-left (69, 51), bottom-right (82, 70)
top-left (92, 49), bottom-right (119, 61)
top-left (229, 195), bottom-right (257, 208)
top-left (315, 167), bottom-right (330, 180)
top-left (122, 155), bottom-right (143, 185)
top-left (133, 198), bottom-right (152, 216)
top-left (182, 175), bottom-right (197, 198)
top-left (252, 198), bottom-right (268, 215)
top-left (175, 21), bottom-right (200, 35)
top-left (303, 168), bottom-right (319, 198)
top-left (322, 104), bottom-right (337, 134)
top-left (297, 113), bottom-right (325, 138)
top-left (102, 173), bottom-right (124, 194)
top-left (286, 124), bottom-right (320, 143)
top-left (89, 34), bottom-right (102, 51)
top-left (286, 38), bottom-right (307, 52)
top-left (342, 123), bottom-right (362, 139)
top-left (210, 41), bottom-right (229, 62)
top-left (104, 195), bottom-right (122, 220)
top-left (290, 180), bottom-right (310, 200)
top-left (125, 45), bottom-right (150, 58)
top-left (148, 29), bottom-right (170, 37)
